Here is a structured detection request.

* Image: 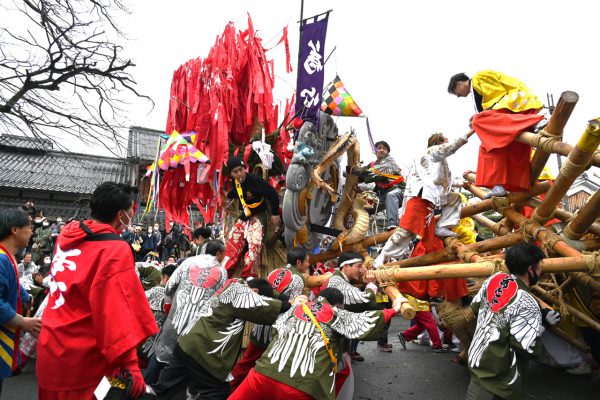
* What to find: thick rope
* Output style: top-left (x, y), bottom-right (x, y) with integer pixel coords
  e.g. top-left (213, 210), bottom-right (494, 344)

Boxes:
top-left (458, 249), bottom-right (480, 263)
top-left (375, 267), bottom-right (397, 287)
top-left (542, 232), bottom-right (564, 257)
top-left (444, 237), bottom-right (459, 255)
top-left (489, 259), bottom-right (508, 274)
top-left (521, 220), bottom-right (538, 243)
top-left (560, 157), bottom-right (589, 178)
top-left (530, 129), bottom-right (562, 154)
top-left (582, 251), bottom-right (600, 278)
top-left (549, 273), bottom-right (570, 318)
top-left (491, 196), bottom-right (511, 213)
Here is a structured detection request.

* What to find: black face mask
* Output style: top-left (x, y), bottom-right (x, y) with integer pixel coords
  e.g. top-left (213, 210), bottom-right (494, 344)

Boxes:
top-left (528, 268), bottom-right (539, 287)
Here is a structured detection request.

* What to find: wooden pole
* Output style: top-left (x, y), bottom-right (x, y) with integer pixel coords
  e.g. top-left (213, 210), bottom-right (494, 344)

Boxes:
top-left (517, 131), bottom-right (600, 170)
top-left (302, 273), bottom-right (416, 320)
top-left (532, 118), bottom-right (600, 225)
top-left (529, 91), bottom-right (579, 184)
top-left (374, 257), bottom-right (588, 282)
top-left (308, 229), bottom-right (395, 264)
top-left (533, 286), bottom-right (600, 333)
top-left (382, 285), bottom-right (416, 320)
top-left (460, 180), bottom-right (551, 219)
top-left (383, 232), bottom-right (523, 268)
top-left (466, 179), bottom-right (600, 292)
top-left (564, 190), bottom-right (600, 240)
top-left (471, 214), bottom-right (511, 236)
top-left (525, 197), bottom-right (600, 238)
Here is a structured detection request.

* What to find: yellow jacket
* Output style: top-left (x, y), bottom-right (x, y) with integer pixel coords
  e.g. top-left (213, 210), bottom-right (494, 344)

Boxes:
top-left (472, 70), bottom-right (543, 112)
top-left (453, 217), bottom-right (477, 244)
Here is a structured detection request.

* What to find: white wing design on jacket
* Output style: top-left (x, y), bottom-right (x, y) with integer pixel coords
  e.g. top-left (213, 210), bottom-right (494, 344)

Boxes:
top-left (327, 275), bottom-right (370, 305)
top-left (505, 290), bottom-right (542, 354)
top-left (267, 316), bottom-right (325, 378)
top-left (330, 309), bottom-right (379, 338)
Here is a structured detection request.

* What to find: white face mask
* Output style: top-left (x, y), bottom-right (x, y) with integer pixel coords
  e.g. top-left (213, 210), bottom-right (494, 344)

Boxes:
top-left (42, 222), bottom-right (49, 227)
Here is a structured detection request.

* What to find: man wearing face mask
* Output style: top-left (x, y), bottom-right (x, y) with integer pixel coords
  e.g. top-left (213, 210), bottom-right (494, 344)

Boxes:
top-left (36, 182), bottom-right (158, 399)
top-left (32, 218), bottom-right (53, 264)
top-left (467, 242), bottom-right (558, 400)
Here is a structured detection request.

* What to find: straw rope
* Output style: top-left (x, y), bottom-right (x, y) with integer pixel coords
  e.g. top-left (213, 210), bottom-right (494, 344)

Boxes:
top-left (560, 157), bottom-right (589, 178)
top-left (549, 273), bottom-right (570, 318)
top-left (530, 129), bottom-right (562, 154)
top-left (491, 196), bottom-right (511, 212)
top-left (489, 259), bottom-right (508, 275)
top-left (458, 249), bottom-right (480, 263)
top-left (582, 251), bottom-right (600, 278)
top-left (374, 267), bottom-right (397, 287)
top-left (521, 220), bottom-right (538, 243)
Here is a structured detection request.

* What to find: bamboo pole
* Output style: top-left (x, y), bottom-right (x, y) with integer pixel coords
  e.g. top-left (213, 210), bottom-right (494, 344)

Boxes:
top-left (308, 229), bottom-right (395, 264)
top-left (564, 190), bottom-right (600, 240)
top-left (383, 232), bottom-right (523, 268)
top-left (525, 197), bottom-right (600, 237)
top-left (466, 179), bottom-right (600, 292)
top-left (375, 257), bottom-right (587, 282)
top-left (532, 118), bottom-right (600, 225)
top-left (303, 273), bottom-right (416, 320)
top-left (471, 214), bottom-right (511, 236)
top-left (533, 286), bottom-right (600, 333)
top-left (529, 91), bottom-right (579, 184)
top-left (460, 180), bottom-right (551, 218)
top-left (465, 179), bottom-right (580, 257)
top-left (517, 131), bottom-right (600, 170)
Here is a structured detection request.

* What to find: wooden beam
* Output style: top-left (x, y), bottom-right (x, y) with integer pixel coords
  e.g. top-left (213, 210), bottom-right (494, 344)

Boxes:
top-left (529, 91), bottom-right (579, 184)
top-left (532, 118), bottom-right (600, 225)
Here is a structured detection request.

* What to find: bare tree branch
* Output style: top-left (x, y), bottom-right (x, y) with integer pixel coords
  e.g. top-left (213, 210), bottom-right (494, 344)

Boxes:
top-left (0, 0), bottom-right (154, 156)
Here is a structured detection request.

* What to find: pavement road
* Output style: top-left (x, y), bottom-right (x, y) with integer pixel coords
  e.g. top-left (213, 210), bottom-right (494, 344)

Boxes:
top-left (4, 318), bottom-right (599, 399)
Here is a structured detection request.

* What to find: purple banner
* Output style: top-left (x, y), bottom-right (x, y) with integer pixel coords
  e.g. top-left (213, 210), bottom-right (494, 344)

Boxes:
top-left (295, 12), bottom-right (329, 123)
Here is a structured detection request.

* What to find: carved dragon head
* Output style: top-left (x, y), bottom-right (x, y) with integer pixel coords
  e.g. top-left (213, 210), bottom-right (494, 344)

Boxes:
top-left (355, 191), bottom-right (378, 210)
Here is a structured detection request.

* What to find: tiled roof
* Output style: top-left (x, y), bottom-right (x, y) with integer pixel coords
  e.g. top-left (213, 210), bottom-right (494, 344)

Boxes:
top-left (567, 172), bottom-right (600, 197)
top-left (2, 134), bottom-right (53, 150)
top-left (0, 137), bottom-right (134, 194)
top-left (128, 126), bottom-right (164, 162)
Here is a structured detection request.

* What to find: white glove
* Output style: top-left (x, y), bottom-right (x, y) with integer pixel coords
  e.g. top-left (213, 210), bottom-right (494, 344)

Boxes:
top-left (365, 282), bottom-right (378, 295)
top-left (543, 309), bottom-right (561, 327)
top-left (291, 295), bottom-right (309, 306)
top-left (392, 297), bottom-right (404, 313)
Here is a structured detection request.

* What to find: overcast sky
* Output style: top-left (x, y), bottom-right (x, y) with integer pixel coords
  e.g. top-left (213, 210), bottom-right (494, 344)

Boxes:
top-left (121, 0), bottom-right (599, 176)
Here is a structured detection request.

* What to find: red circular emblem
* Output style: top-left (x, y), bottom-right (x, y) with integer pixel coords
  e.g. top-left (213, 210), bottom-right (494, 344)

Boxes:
top-left (268, 269), bottom-right (292, 292)
top-left (486, 273), bottom-right (518, 312)
top-left (293, 301), bottom-right (334, 323)
top-left (188, 265), bottom-right (223, 289)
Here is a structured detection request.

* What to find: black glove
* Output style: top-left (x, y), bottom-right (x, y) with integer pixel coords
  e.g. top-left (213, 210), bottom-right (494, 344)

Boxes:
top-left (461, 295), bottom-right (473, 307)
top-left (278, 293), bottom-right (291, 313)
top-left (429, 297), bottom-right (443, 306)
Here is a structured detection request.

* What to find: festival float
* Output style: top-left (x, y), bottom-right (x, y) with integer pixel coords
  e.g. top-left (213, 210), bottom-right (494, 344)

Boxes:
top-left (143, 9), bottom-right (600, 359)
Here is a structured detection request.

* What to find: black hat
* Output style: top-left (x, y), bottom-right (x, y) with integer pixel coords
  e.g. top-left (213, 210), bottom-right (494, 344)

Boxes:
top-left (226, 157), bottom-right (245, 172)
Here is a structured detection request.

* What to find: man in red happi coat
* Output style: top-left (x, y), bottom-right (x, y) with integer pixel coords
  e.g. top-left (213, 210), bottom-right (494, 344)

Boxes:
top-left (37, 182), bottom-right (158, 399)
